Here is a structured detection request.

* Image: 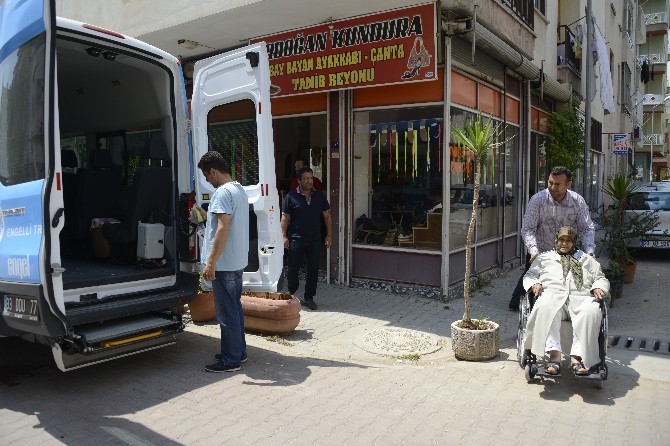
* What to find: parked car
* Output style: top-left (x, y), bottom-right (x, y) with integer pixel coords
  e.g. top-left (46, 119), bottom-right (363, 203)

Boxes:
top-left (625, 182), bottom-right (670, 249)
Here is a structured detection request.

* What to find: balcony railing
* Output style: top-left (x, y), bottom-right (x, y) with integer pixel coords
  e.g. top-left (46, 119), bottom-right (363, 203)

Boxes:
top-left (500, 0), bottom-right (534, 30)
top-left (557, 26), bottom-right (581, 73)
top-left (642, 94), bottom-right (668, 106)
top-left (644, 12), bottom-right (668, 26)
top-left (638, 53), bottom-right (667, 65)
top-left (643, 133), bottom-right (665, 145)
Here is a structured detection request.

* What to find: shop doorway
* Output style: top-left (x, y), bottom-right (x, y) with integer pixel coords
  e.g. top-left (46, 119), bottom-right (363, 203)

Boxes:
top-left (273, 114), bottom-right (329, 270)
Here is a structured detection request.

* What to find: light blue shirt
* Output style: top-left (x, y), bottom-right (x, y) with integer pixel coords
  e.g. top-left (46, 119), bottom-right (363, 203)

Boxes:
top-left (202, 181), bottom-right (249, 272)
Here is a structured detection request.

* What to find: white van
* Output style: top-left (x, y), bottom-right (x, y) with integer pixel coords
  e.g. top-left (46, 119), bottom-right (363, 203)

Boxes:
top-left (625, 182), bottom-right (670, 249)
top-left (0, 0), bottom-right (282, 370)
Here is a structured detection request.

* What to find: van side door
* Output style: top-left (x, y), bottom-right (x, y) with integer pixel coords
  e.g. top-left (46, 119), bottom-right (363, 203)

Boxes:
top-left (191, 43), bottom-right (282, 291)
top-left (0, 0), bottom-right (67, 337)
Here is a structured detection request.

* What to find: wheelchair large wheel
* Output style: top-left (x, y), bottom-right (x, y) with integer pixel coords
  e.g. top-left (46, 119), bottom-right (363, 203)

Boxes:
top-left (516, 312), bottom-right (526, 368)
top-left (517, 293), bottom-right (531, 368)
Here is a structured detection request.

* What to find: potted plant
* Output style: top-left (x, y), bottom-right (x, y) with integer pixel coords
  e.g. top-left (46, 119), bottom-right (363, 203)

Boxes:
top-left (241, 291), bottom-right (301, 335)
top-left (596, 173), bottom-right (662, 283)
top-left (449, 114), bottom-right (508, 360)
top-left (188, 273), bottom-right (217, 322)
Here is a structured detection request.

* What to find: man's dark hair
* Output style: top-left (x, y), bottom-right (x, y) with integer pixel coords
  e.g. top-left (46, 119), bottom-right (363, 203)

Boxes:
top-left (297, 166), bottom-right (313, 179)
top-left (197, 151), bottom-right (230, 174)
top-left (550, 166), bottom-right (573, 181)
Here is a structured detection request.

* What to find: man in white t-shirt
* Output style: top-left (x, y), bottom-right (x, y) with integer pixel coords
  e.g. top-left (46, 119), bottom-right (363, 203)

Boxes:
top-left (198, 151), bottom-right (249, 373)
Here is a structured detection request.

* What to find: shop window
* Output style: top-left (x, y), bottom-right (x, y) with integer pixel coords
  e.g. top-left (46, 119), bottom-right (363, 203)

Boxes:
top-left (353, 106), bottom-right (444, 250)
top-left (207, 100), bottom-right (259, 186)
top-left (449, 109), bottom-right (503, 249)
top-left (530, 132), bottom-right (547, 195)
top-left (504, 126), bottom-right (520, 236)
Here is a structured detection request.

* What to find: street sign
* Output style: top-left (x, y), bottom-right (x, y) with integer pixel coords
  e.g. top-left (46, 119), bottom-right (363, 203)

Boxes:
top-left (611, 133), bottom-right (631, 155)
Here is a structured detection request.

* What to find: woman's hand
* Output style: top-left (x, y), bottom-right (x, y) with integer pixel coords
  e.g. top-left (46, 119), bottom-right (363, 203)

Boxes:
top-left (531, 283), bottom-right (543, 297)
top-left (592, 288), bottom-right (605, 300)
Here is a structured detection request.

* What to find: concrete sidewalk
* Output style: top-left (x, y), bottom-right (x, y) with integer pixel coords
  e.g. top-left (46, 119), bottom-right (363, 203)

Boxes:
top-left (187, 250), bottom-right (670, 381)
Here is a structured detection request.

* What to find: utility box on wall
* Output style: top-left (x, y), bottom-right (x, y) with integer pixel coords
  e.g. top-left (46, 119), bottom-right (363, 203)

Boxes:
top-left (137, 223), bottom-right (165, 259)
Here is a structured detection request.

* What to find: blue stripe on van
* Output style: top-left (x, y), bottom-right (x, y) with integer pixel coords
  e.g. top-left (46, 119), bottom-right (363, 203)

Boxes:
top-left (0, 179), bottom-right (45, 283)
top-left (0, 0), bottom-right (46, 64)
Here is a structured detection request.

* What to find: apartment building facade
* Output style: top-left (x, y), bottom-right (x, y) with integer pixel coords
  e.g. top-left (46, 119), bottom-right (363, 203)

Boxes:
top-left (56, 0), bottom-right (652, 292)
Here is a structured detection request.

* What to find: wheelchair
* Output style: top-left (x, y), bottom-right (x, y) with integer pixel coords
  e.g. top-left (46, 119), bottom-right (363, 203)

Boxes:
top-left (516, 291), bottom-right (609, 389)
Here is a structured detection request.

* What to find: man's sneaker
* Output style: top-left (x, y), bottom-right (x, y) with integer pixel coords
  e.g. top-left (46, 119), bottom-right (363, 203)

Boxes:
top-left (302, 299), bottom-right (318, 310)
top-left (205, 362), bottom-right (241, 373)
top-left (215, 353), bottom-right (247, 363)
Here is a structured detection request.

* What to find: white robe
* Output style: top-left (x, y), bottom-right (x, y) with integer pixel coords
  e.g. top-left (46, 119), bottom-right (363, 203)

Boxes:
top-left (523, 250), bottom-right (609, 369)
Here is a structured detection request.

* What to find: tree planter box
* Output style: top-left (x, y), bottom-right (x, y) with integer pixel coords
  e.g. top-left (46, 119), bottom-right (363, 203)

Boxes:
top-left (451, 320), bottom-right (500, 361)
top-left (241, 293), bottom-right (301, 335)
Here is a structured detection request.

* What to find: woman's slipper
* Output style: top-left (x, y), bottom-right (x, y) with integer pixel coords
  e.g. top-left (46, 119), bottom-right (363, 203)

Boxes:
top-left (570, 361), bottom-right (590, 376)
top-left (545, 361), bottom-right (561, 375)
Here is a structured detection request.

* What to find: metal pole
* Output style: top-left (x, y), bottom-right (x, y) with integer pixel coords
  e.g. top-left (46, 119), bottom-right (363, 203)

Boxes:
top-left (650, 107), bottom-right (654, 182)
top-left (584, 0), bottom-right (593, 199)
top-left (441, 33), bottom-right (452, 295)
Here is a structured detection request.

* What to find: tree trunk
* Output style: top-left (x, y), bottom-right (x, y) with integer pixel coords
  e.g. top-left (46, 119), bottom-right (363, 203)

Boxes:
top-left (462, 160), bottom-right (482, 323)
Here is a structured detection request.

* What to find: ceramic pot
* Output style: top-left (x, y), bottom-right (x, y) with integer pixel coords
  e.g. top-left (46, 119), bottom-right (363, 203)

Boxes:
top-left (189, 292), bottom-right (216, 322)
top-left (620, 262), bottom-right (637, 284)
top-left (241, 293), bottom-right (301, 335)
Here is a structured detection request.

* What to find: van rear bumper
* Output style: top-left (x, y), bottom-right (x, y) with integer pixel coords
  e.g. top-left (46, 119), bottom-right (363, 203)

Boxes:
top-left (1, 281), bottom-right (67, 337)
top-left (65, 271), bottom-right (198, 326)
top-left (1, 272), bottom-right (198, 337)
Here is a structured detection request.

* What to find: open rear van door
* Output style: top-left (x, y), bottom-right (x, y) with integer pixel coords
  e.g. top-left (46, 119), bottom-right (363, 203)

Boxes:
top-left (191, 43), bottom-right (282, 291)
top-left (0, 0), bottom-right (67, 338)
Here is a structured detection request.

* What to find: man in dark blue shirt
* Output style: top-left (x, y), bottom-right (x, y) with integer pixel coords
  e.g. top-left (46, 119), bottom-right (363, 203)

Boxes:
top-left (281, 167), bottom-right (332, 310)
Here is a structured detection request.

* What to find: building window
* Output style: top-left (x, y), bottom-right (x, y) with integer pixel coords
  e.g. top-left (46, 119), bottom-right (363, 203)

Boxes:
top-left (621, 62), bottom-right (632, 114)
top-left (534, 0), bottom-right (546, 15)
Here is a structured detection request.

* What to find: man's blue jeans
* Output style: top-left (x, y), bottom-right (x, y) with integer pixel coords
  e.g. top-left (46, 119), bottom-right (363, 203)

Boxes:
top-left (212, 269), bottom-right (246, 365)
top-left (286, 238), bottom-right (321, 300)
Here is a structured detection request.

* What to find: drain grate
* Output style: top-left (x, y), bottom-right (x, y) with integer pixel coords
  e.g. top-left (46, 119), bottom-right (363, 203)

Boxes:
top-left (608, 335), bottom-right (670, 355)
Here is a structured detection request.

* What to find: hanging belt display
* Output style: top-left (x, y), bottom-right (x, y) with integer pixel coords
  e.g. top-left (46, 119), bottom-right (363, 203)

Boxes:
top-left (413, 127), bottom-right (418, 179)
top-left (394, 125), bottom-right (399, 175)
top-left (403, 128), bottom-right (408, 175)
top-left (369, 126), bottom-right (376, 185)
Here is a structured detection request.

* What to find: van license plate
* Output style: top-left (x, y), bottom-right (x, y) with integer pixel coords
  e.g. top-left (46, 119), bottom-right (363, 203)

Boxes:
top-left (2, 295), bottom-right (39, 321)
top-left (640, 240), bottom-right (670, 248)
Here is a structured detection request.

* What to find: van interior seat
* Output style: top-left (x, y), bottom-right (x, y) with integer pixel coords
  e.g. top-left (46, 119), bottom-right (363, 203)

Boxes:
top-left (68, 149), bottom-right (122, 240)
top-left (102, 136), bottom-right (172, 246)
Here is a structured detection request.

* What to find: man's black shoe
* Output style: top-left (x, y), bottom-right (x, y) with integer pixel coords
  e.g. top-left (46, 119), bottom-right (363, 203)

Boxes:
top-left (302, 299), bottom-right (318, 310)
top-left (215, 353), bottom-right (247, 363)
top-left (508, 304), bottom-right (518, 311)
top-left (205, 362), bottom-right (241, 373)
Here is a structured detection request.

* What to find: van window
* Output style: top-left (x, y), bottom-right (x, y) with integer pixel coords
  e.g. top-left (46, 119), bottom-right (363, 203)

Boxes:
top-left (207, 99), bottom-right (259, 185)
top-left (0, 35), bottom-right (46, 185)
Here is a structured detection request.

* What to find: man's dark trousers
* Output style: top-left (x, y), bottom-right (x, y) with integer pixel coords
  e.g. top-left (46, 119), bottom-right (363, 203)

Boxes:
top-left (509, 253), bottom-right (532, 310)
top-left (287, 238), bottom-right (321, 300)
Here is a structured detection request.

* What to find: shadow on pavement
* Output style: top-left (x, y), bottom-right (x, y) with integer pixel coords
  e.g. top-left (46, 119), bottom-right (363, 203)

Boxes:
top-left (0, 330), bottom-right (367, 445)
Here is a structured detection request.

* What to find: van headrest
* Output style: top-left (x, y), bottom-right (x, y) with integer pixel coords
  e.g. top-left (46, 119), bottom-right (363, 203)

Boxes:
top-left (61, 149), bottom-right (78, 168)
top-left (90, 149), bottom-right (113, 169)
top-left (144, 136), bottom-right (170, 161)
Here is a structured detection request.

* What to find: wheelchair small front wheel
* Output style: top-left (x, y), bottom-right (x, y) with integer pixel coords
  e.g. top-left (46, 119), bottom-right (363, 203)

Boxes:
top-left (524, 365), bottom-right (534, 382)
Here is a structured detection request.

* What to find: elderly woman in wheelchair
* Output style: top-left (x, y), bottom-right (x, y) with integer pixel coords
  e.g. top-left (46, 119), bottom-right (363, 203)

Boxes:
top-left (522, 226), bottom-right (609, 377)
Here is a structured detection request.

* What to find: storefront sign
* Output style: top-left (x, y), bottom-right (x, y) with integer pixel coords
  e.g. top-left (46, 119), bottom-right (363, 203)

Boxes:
top-left (250, 3), bottom-right (437, 97)
top-left (611, 133), bottom-right (631, 155)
